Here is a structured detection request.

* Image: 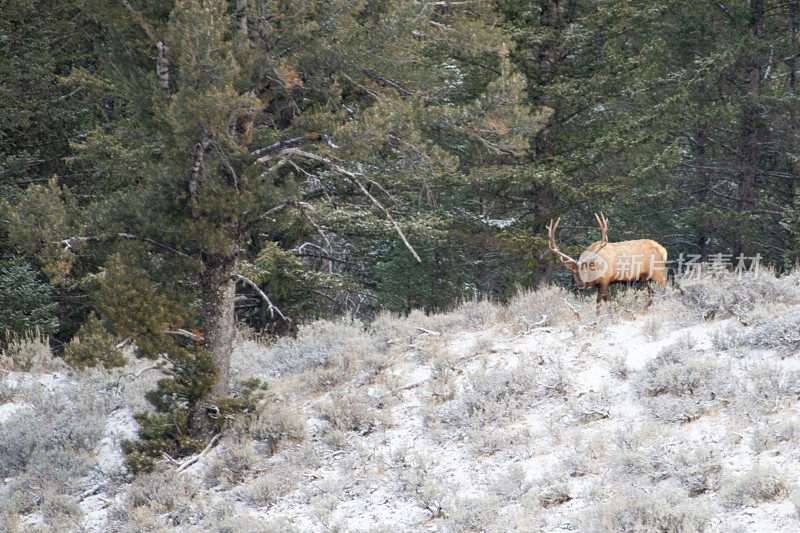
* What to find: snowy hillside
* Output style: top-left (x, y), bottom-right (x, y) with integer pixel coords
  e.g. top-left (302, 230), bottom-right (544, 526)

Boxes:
top-left (3, 272), bottom-right (800, 532)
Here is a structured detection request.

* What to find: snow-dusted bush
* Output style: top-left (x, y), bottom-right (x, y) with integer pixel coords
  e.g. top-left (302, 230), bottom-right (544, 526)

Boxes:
top-left (214, 512), bottom-right (276, 533)
top-left (239, 442), bottom-right (319, 508)
top-left (249, 401), bottom-right (305, 454)
top-left (454, 298), bottom-right (499, 329)
top-left (605, 425), bottom-right (669, 480)
top-left (490, 463), bottom-right (534, 500)
top-left (443, 494), bottom-right (500, 530)
top-left (561, 446), bottom-right (595, 478)
top-left (111, 466), bottom-right (201, 530)
top-left (0, 331), bottom-right (61, 372)
top-left (565, 389), bottom-right (611, 423)
top-left (643, 395), bottom-right (709, 423)
top-left (205, 438), bottom-right (257, 488)
top-left (436, 360), bottom-right (564, 431)
top-left (748, 420), bottom-right (800, 453)
top-left (719, 463), bottom-right (790, 509)
top-left (636, 336), bottom-right (732, 421)
top-left (736, 363), bottom-right (800, 416)
top-left (642, 315), bottom-right (664, 341)
top-left (318, 388), bottom-right (389, 437)
top-left (585, 488), bottom-right (711, 532)
top-left (242, 476), bottom-right (285, 508)
top-left (369, 308), bottom-right (463, 347)
top-left (745, 309), bottom-right (800, 353)
top-left (637, 336), bottom-right (713, 396)
top-left (670, 446), bottom-right (722, 496)
top-left (469, 335), bottom-right (496, 356)
top-left (501, 285), bottom-right (586, 329)
top-left (608, 354), bottom-right (629, 380)
top-left (427, 351), bottom-right (458, 403)
top-left (678, 271), bottom-right (800, 320)
top-left (40, 490), bottom-right (83, 531)
top-left (391, 449), bottom-right (499, 528)
top-left (710, 322), bottom-right (744, 351)
top-left (532, 470), bottom-right (572, 508)
top-left (0, 383), bottom-right (108, 482)
top-left (232, 318), bottom-right (378, 381)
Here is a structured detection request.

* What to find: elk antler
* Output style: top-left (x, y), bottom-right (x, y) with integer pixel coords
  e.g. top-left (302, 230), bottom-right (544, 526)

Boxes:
top-left (594, 212), bottom-right (608, 249)
top-left (546, 218), bottom-right (578, 265)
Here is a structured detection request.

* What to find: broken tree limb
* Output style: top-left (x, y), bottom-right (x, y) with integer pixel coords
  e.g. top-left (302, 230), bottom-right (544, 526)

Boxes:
top-left (235, 274), bottom-right (290, 322)
top-left (561, 297), bottom-right (581, 318)
top-left (58, 233), bottom-right (189, 258)
top-left (289, 199), bottom-right (332, 251)
top-left (119, 0), bottom-right (170, 96)
top-left (166, 328), bottom-right (205, 343)
top-left (532, 315), bottom-right (548, 326)
top-left (252, 134), bottom-right (339, 159)
top-left (115, 337), bottom-right (133, 350)
top-left (176, 433), bottom-right (221, 473)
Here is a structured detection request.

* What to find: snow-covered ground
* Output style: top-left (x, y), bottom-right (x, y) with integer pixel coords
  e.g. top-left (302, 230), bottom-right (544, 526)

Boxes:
top-left (3, 275), bottom-right (800, 531)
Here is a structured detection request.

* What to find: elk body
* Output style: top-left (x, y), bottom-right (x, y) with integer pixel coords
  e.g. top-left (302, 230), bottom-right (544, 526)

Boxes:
top-left (547, 213), bottom-right (668, 303)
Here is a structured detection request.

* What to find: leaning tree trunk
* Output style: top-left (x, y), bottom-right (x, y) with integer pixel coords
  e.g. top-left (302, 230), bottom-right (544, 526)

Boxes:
top-left (191, 253), bottom-right (238, 436)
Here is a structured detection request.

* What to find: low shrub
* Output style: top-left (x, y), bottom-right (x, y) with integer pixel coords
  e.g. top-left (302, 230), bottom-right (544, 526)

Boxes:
top-left (205, 439), bottom-right (257, 488)
top-left (586, 488), bottom-right (711, 532)
top-left (678, 271), bottom-right (800, 320)
top-left (719, 463), bottom-right (789, 509)
top-left (249, 401), bottom-right (305, 454)
top-left (318, 388), bottom-right (389, 437)
top-left (0, 330), bottom-right (60, 371)
top-left (670, 446), bottom-right (721, 496)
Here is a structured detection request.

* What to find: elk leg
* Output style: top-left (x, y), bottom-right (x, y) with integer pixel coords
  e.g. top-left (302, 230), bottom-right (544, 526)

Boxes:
top-left (644, 281), bottom-right (654, 309)
top-left (595, 282), bottom-right (610, 311)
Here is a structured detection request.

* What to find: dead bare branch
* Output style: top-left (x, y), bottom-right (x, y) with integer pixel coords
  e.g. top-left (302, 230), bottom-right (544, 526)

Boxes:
top-left (166, 328), bottom-right (205, 343)
top-left (235, 274), bottom-right (290, 322)
top-left (269, 148), bottom-right (422, 263)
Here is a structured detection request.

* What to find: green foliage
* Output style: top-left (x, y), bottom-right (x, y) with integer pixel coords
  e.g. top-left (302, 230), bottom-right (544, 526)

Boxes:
top-left (0, 258), bottom-right (58, 337)
top-left (122, 411), bottom-right (203, 474)
top-left (94, 252), bottom-right (188, 359)
top-left (122, 344), bottom-right (216, 473)
top-left (63, 312), bottom-right (126, 370)
top-left (123, 366), bottom-right (268, 474)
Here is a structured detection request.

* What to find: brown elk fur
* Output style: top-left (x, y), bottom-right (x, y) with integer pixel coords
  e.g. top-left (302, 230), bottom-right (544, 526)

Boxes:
top-left (547, 214), bottom-right (668, 303)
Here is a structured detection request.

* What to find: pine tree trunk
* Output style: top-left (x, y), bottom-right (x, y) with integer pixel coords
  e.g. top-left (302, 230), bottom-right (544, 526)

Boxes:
top-left (534, 0), bottom-right (560, 156)
top-left (737, 0), bottom-right (764, 257)
top-left (191, 253), bottom-right (238, 436)
top-left (202, 254), bottom-right (238, 401)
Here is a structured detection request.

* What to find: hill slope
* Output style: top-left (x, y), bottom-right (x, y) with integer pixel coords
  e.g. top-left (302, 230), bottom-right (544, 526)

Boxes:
top-left (3, 273), bottom-right (800, 531)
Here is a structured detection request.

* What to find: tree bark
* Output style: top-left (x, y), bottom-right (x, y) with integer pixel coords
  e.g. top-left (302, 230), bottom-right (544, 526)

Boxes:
top-left (201, 253), bottom-right (238, 403)
top-left (534, 0), bottom-right (560, 156)
top-left (736, 0), bottom-right (764, 257)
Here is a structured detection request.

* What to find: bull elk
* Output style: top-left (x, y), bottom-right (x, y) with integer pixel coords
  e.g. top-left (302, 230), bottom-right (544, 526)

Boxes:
top-left (546, 213), bottom-right (667, 304)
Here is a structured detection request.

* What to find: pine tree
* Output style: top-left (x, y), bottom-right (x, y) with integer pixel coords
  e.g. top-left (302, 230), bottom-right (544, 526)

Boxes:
top-left (5, 0), bottom-right (545, 460)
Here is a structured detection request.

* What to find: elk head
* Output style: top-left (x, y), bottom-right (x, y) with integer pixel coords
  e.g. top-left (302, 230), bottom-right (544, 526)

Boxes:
top-left (546, 213), bottom-right (610, 289)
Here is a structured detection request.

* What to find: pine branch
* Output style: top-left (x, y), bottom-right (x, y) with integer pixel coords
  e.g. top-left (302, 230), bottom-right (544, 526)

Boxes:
top-left (289, 199), bottom-right (332, 250)
top-left (59, 233), bottom-right (190, 258)
top-left (119, 0), bottom-right (170, 95)
top-left (267, 148), bottom-right (422, 263)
